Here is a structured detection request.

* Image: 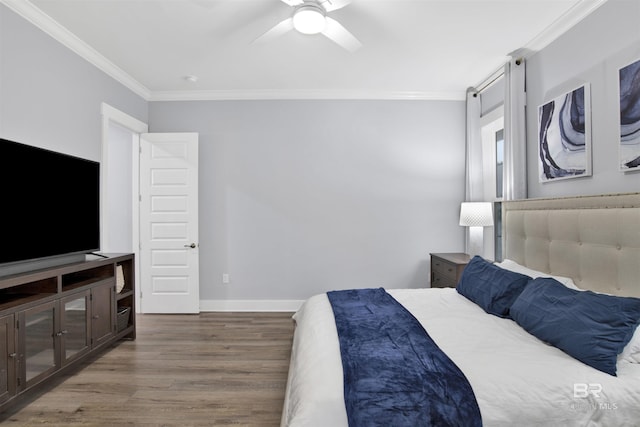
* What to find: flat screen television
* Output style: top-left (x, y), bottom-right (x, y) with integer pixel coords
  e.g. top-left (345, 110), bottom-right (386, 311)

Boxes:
top-left (0, 138), bottom-right (100, 273)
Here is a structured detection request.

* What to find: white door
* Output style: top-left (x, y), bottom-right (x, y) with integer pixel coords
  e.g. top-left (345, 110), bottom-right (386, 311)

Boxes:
top-left (139, 133), bottom-right (199, 313)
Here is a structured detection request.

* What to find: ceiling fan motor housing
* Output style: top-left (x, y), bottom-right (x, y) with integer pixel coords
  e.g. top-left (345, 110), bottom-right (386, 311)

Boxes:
top-left (293, 3), bottom-right (327, 35)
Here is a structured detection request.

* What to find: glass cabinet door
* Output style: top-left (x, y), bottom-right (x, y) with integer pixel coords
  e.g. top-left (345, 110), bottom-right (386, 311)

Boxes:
top-left (0, 314), bottom-right (16, 403)
top-left (21, 301), bottom-right (58, 389)
top-left (61, 291), bottom-right (90, 365)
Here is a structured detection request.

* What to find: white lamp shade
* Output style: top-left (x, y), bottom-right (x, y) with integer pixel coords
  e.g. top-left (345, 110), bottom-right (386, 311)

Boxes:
top-left (292, 5), bottom-right (326, 35)
top-left (459, 202), bottom-right (494, 227)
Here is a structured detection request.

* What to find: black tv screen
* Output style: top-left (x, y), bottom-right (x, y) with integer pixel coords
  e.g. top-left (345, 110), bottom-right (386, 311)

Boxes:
top-left (0, 138), bottom-right (100, 266)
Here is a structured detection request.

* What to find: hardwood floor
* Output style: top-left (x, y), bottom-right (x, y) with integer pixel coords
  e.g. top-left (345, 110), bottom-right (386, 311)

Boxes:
top-left (3, 312), bottom-right (295, 426)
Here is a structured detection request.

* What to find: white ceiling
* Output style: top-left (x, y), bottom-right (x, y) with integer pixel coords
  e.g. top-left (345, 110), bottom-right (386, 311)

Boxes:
top-left (6, 0), bottom-right (605, 101)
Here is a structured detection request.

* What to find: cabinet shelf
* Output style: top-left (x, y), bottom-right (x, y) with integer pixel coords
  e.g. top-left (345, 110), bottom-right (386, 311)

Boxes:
top-left (116, 289), bottom-right (134, 301)
top-left (61, 265), bottom-right (114, 292)
top-left (114, 257), bottom-right (135, 340)
top-left (0, 293), bottom-right (56, 312)
top-left (0, 277), bottom-right (58, 313)
top-left (0, 253), bottom-right (135, 413)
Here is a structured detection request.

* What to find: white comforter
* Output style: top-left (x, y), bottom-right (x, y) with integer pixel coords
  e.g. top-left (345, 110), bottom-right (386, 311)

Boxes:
top-left (281, 288), bottom-right (640, 427)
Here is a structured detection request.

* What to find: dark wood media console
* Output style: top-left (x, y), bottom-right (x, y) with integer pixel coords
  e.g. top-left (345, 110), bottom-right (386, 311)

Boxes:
top-left (0, 253), bottom-right (135, 413)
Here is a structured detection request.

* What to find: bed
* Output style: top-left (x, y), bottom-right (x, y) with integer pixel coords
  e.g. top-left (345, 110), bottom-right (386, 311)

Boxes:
top-left (281, 193), bottom-right (640, 427)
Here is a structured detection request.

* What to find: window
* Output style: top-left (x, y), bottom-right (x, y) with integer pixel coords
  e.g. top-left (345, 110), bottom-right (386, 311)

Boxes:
top-left (480, 108), bottom-right (504, 201)
top-left (495, 129), bottom-right (504, 199)
top-left (480, 107), bottom-right (504, 261)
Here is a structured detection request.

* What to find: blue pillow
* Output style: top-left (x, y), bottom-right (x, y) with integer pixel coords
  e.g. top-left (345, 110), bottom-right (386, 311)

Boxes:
top-left (456, 256), bottom-right (531, 318)
top-left (510, 277), bottom-right (640, 376)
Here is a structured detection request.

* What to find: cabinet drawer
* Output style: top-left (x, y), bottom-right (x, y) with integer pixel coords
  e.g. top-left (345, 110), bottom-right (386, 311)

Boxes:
top-left (429, 253), bottom-right (471, 289)
top-left (431, 274), bottom-right (457, 288)
top-left (431, 258), bottom-right (458, 281)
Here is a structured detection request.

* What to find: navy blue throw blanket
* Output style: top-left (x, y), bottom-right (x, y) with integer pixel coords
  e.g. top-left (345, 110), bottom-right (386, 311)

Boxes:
top-left (327, 288), bottom-right (482, 427)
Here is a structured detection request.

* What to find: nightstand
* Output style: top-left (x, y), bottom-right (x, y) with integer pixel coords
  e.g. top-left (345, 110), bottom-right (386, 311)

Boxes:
top-left (430, 253), bottom-right (471, 288)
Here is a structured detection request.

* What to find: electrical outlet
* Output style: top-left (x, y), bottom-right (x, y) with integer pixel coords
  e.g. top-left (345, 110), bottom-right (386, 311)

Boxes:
top-left (222, 273), bottom-right (230, 284)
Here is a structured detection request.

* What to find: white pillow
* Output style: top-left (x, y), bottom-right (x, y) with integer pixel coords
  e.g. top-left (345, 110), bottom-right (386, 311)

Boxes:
top-left (495, 259), bottom-right (581, 290)
top-left (618, 324), bottom-right (640, 363)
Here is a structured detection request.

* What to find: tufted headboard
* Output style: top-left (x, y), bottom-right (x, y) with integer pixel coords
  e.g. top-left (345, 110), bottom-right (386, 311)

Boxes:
top-left (502, 193), bottom-right (640, 297)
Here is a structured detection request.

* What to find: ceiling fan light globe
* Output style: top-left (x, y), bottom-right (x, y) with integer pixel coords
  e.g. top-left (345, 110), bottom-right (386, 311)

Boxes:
top-left (293, 7), bottom-right (326, 35)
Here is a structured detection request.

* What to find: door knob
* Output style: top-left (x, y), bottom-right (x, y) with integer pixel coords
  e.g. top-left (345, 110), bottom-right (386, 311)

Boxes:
top-left (184, 243), bottom-right (197, 248)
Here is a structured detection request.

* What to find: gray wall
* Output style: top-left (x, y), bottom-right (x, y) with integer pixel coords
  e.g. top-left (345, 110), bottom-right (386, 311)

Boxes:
top-left (526, 0), bottom-right (640, 198)
top-left (10, 0), bottom-right (634, 303)
top-left (0, 2), bottom-right (467, 303)
top-left (0, 4), bottom-right (147, 160)
top-left (149, 100), bottom-right (466, 300)
top-left (105, 123), bottom-right (134, 253)
top-left (5, 0), bottom-right (636, 304)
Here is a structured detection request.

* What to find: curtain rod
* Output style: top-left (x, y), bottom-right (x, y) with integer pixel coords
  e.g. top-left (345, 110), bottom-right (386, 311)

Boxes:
top-left (474, 52), bottom-right (528, 96)
top-left (476, 71), bottom-right (504, 94)
top-left (474, 65), bottom-right (506, 96)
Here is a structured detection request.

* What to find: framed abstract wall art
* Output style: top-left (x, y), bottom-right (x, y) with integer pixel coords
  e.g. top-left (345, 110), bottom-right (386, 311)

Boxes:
top-left (619, 58), bottom-right (640, 171)
top-left (538, 84), bottom-right (591, 182)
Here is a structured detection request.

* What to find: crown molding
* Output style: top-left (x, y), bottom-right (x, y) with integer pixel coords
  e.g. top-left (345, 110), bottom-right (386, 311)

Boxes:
top-left (472, 0), bottom-right (607, 91)
top-left (522, 0), bottom-right (608, 54)
top-left (1, 0), bottom-right (462, 102)
top-left (4, 0), bottom-right (607, 103)
top-left (1, 0), bottom-right (152, 100)
top-left (148, 89), bottom-right (465, 102)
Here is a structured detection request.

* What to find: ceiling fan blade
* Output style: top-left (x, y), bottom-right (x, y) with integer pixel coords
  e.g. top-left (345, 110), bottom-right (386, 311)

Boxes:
top-left (253, 18), bottom-right (294, 44)
top-left (320, 0), bottom-right (352, 12)
top-left (322, 17), bottom-right (362, 52)
top-left (280, 0), bottom-right (305, 6)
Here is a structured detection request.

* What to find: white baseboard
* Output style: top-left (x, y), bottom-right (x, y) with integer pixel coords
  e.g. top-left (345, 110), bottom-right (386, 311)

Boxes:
top-left (199, 299), bottom-right (304, 312)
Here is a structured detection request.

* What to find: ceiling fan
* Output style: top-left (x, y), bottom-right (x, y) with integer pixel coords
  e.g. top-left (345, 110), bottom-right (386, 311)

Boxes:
top-left (254, 0), bottom-right (362, 52)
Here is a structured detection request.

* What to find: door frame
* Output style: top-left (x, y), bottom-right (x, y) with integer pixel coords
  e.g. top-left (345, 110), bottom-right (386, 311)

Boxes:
top-left (100, 103), bottom-right (148, 313)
